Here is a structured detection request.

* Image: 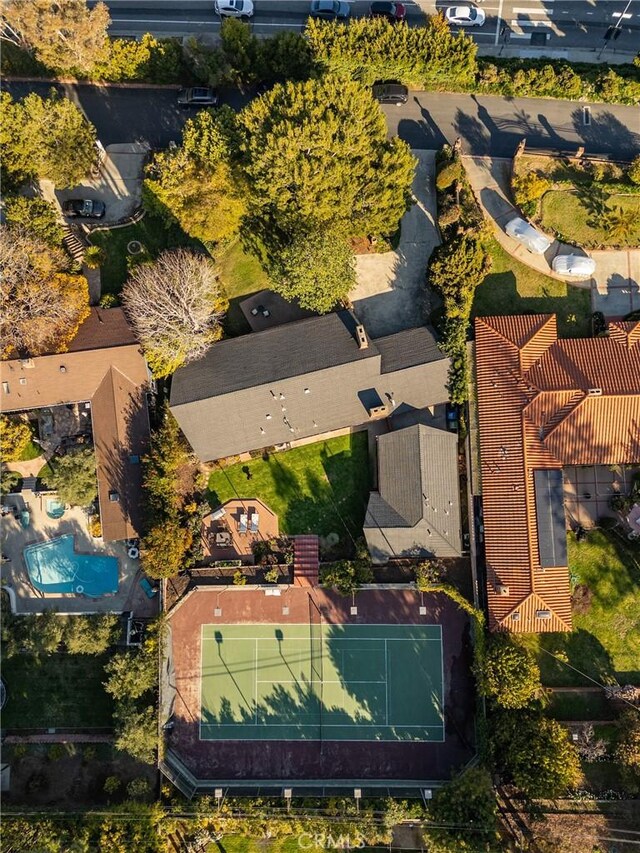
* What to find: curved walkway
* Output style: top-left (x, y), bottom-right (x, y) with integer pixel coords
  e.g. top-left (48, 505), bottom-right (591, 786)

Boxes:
top-left (463, 156), bottom-right (640, 318)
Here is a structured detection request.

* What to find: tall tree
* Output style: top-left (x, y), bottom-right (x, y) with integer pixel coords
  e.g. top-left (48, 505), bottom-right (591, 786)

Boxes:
top-left (476, 633), bottom-right (541, 709)
top-left (0, 415), bottom-right (33, 462)
top-left (0, 226), bottom-right (90, 357)
top-left (264, 226), bottom-right (356, 313)
top-left (4, 196), bottom-right (64, 246)
top-left (144, 109), bottom-right (246, 245)
top-left (491, 709), bottom-right (581, 798)
top-left (122, 249), bottom-right (226, 377)
top-left (114, 703), bottom-right (157, 764)
top-left (63, 614), bottom-right (120, 655)
top-left (237, 77), bottom-right (415, 238)
top-left (426, 768), bottom-right (498, 852)
top-left (49, 448), bottom-right (97, 507)
top-left (1, 0), bottom-right (110, 75)
top-left (104, 650), bottom-right (157, 700)
top-left (1, 91), bottom-right (98, 188)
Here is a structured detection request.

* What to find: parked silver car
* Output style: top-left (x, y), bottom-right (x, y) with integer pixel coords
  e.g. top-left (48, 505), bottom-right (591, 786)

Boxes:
top-left (552, 254), bottom-right (596, 278)
top-left (505, 217), bottom-right (552, 255)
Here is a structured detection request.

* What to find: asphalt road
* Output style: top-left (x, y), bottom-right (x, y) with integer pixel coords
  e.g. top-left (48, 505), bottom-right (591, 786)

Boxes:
top-left (5, 81), bottom-right (640, 159)
top-left (90, 0), bottom-right (640, 53)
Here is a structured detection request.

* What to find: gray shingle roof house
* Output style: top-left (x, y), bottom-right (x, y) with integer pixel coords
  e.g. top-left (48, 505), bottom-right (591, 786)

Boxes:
top-left (170, 311), bottom-right (450, 462)
top-left (364, 424), bottom-right (462, 563)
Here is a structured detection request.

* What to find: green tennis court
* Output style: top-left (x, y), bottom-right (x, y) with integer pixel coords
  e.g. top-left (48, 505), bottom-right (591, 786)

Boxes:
top-left (200, 623), bottom-right (444, 742)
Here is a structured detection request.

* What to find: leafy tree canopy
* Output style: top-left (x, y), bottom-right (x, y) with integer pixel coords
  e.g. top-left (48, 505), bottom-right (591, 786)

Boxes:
top-left (49, 448), bottom-right (97, 507)
top-left (92, 33), bottom-right (184, 83)
top-left (477, 634), bottom-right (541, 709)
top-left (141, 518), bottom-right (191, 579)
top-left (4, 196), bottom-right (64, 246)
top-left (237, 77), bottom-right (415, 239)
top-left (263, 225), bottom-right (356, 313)
top-left (426, 767), bottom-right (498, 852)
top-left (490, 708), bottom-right (581, 798)
top-left (1, 90), bottom-right (97, 188)
top-left (2, 0), bottom-right (110, 75)
top-left (0, 415), bottom-right (33, 462)
top-left (144, 109), bottom-right (245, 245)
top-left (0, 226), bottom-right (90, 357)
top-left (104, 649), bottom-right (157, 700)
top-left (64, 613), bottom-right (120, 655)
top-left (114, 703), bottom-right (157, 764)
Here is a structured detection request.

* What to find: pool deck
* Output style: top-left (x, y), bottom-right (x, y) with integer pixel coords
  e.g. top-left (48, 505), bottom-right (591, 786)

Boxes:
top-left (1, 489), bottom-right (157, 616)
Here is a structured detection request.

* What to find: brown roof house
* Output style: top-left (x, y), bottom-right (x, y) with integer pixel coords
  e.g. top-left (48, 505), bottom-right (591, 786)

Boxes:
top-left (474, 314), bottom-right (640, 633)
top-left (170, 311), bottom-right (450, 462)
top-left (364, 424), bottom-right (462, 563)
top-left (0, 308), bottom-right (150, 542)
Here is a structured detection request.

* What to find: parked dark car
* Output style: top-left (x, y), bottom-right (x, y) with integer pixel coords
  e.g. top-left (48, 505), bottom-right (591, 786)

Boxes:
top-left (177, 87), bottom-right (219, 107)
top-left (369, 2), bottom-right (406, 22)
top-left (372, 81), bottom-right (409, 105)
top-left (310, 0), bottom-right (351, 20)
top-left (446, 402), bottom-right (459, 432)
top-left (62, 199), bottom-right (105, 219)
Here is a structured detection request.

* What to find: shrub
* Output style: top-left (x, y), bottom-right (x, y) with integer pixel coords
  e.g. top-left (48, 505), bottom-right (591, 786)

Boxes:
top-left (415, 559), bottom-right (445, 591)
top-left (476, 634), bottom-right (541, 709)
top-left (264, 566), bottom-right (280, 584)
top-left (512, 172), bottom-right (551, 209)
top-left (609, 493), bottom-right (631, 512)
top-left (83, 245), bottom-right (105, 269)
top-left (0, 414), bottom-right (33, 462)
top-left (4, 196), bottom-right (64, 246)
top-left (436, 160), bottom-right (464, 191)
top-left (104, 775), bottom-right (121, 796)
top-left (233, 569), bottom-right (247, 586)
top-left (320, 558), bottom-right (373, 595)
top-left (126, 777), bottom-right (151, 799)
top-left (89, 515), bottom-right (102, 538)
top-left (93, 34), bottom-right (185, 83)
top-left (629, 155), bottom-right (640, 185)
top-left (99, 293), bottom-right (120, 308)
top-left (47, 743), bottom-right (67, 761)
top-left (48, 448), bottom-right (97, 507)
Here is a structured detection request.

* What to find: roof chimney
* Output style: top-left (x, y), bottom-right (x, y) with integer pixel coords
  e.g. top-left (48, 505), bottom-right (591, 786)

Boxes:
top-left (355, 324), bottom-right (368, 350)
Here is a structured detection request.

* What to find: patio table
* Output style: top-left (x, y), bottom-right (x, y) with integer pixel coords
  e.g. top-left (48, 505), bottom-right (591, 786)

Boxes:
top-left (627, 503), bottom-right (640, 531)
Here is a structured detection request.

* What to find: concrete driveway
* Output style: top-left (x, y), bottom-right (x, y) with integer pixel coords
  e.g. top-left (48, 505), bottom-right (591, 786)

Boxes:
top-left (351, 150), bottom-right (439, 337)
top-left (54, 143), bottom-right (149, 225)
top-left (590, 249), bottom-right (640, 318)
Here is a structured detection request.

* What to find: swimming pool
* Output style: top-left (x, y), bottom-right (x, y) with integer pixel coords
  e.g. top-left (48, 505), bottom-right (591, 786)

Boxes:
top-left (24, 535), bottom-right (119, 597)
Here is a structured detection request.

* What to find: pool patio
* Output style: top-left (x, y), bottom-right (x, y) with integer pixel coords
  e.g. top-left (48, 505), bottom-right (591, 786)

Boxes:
top-left (1, 488), bottom-right (157, 615)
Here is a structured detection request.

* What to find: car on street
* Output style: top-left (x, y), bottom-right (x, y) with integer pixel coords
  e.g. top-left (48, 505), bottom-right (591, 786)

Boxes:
top-left (62, 199), bottom-right (106, 219)
top-left (177, 87), bottom-right (219, 107)
top-left (310, 0), bottom-right (351, 20)
top-left (214, 0), bottom-right (254, 18)
top-left (372, 81), bottom-right (409, 105)
top-left (505, 217), bottom-right (552, 254)
top-left (552, 254), bottom-right (596, 278)
top-left (369, 2), bottom-right (406, 23)
top-left (444, 5), bottom-right (486, 26)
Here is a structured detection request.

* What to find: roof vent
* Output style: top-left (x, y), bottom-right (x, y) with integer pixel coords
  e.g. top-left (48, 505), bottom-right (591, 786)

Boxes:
top-left (355, 324), bottom-right (368, 350)
top-left (2, 382), bottom-right (9, 394)
top-left (59, 365), bottom-right (67, 373)
top-left (304, 388), bottom-right (310, 394)
top-left (495, 584), bottom-right (510, 596)
top-left (587, 388), bottom-right (602, 396)
top-left (511, 611), bottom-right (520, 622)
top-left (20, 358), bottom-right (34, 369)
top-left (19, 378), bottom-right (27, 386)
top-left (536, 609), bottom-right (551, 620)
top-left (108, 490), bottom-right (120, 503)
top-left (368, 404), bottom-right (388, 420)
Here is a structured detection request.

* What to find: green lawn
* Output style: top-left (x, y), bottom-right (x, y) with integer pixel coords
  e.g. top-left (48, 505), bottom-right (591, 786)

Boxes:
top-left (546, 691), bottom-right (615, 722)
top-left (90, 213), bottom-right (201, 296)
top-left (217, 238), bottom-right (273, 337)
top-left (207, 433), bottom-right (370, 550)
top-left (472, 239), bottom-right (591, 337)
top-left (521, 530), bottom-right (640, 688)
top-left (17, 439), bottom-right (42, 462)
top-left (540, 190), bottom-right (640, 249)
top-left (1, 653), bottom-right (113, 729)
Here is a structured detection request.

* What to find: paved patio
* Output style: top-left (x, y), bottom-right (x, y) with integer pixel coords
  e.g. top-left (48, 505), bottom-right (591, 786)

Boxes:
top-left (563, 464), bottom-right (639, 530)
top-left (201, 498), bottom-right (279, 565)
top-left (1, 489), bottom-right (156, 615)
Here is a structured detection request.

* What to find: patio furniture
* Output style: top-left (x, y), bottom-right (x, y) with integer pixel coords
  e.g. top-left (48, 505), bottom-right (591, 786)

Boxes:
top-left (215, 531), bottom-right (232, 547)
top-left (20, 507), bottom-right (30, 529)
top-left (210, 506), bottom-right (226, 521)
top-left (249, 512), bottom-right (259, 533)
top-left (140, 577), bottom-right (158, 598)
top-left (238, 514), bottom-right (248, 534)
top-left (263, 309), bottom-right (270, 317)
top-left (626, 503), bottom-right (640, 532)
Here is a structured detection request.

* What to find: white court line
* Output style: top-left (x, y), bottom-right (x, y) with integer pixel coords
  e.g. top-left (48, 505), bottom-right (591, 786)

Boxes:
top-left (202, 636), bottom-right (440, 641)
top-left (439, 624), bottom-right (445, 729)
top-left (201, 722), bottom-right (445, 728)
top-left (254, 638), bottom-right (258, 725)
top-left (512, 6), bottom-right (552, 13)
top-left (199, 623), bottom-right (203, 741)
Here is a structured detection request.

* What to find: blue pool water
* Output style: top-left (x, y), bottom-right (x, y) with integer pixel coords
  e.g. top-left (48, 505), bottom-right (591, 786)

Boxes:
top-left (24, 535), bottom-right (119, 597)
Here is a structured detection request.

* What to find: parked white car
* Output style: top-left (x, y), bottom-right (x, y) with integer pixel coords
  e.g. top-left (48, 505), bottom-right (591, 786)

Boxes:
top-left (552, 254), bottom-right (596, 278)
top-left (505, 217), bottom-right (552, 255)
top-left (445, 5), bottom-right (486, 26)
top-left (214, 0), bottom-right (254, 17)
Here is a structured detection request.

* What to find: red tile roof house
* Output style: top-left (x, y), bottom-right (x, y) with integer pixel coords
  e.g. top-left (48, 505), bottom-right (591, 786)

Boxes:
top-left (474, 314), bottom-right (640, 633)
top-left (0, 308), bottom-right (151, 542)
